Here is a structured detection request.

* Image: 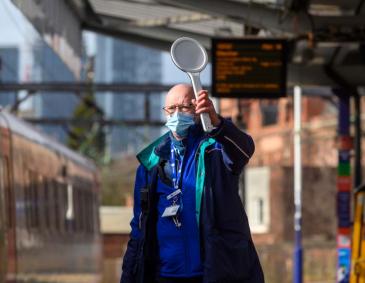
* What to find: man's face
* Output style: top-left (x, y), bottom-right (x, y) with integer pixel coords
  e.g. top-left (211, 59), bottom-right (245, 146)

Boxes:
top-left (164, 85), bottom-right (196, 117)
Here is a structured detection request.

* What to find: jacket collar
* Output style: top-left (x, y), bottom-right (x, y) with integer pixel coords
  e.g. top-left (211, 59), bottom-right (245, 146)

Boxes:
top-left (136, 132), bottom-right (168, 170)
top-left (136, 123), bottom-right (205, 170)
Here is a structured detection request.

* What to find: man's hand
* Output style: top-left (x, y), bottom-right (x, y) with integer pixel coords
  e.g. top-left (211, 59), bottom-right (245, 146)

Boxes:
top-left (192, 90), bottom-right (221, 127)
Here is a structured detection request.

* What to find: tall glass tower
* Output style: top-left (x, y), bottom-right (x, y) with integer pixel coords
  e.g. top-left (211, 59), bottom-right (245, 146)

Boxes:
top-left (95, 35), bottom-right (163, 156)
top-left (0, 47), bottom-right (19, 107)
top-left (32, 40), bottom-right (78, 142)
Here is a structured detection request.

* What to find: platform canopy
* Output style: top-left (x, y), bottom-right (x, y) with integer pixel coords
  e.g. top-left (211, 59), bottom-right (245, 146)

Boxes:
top-left (40, 0), bottom-right (365, 87)
top-left (68, 0), bottom-right (365, 87)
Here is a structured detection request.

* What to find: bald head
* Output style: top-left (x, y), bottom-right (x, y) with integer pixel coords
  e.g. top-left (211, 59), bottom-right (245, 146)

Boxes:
top-left (165, 84), bottom-right (194, 110)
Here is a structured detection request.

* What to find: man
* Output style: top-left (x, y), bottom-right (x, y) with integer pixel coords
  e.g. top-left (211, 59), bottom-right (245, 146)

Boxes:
top-left (120, 84), bottom-right (264, 283)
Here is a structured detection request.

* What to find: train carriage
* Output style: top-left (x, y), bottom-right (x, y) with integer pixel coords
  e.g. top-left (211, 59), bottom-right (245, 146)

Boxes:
top-left (0, 110), bottom-right (102, 283)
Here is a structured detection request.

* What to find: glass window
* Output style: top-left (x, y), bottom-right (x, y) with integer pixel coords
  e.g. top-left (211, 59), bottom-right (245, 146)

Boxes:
top-left (256, 198), bottom-right (264, 225)
top-left (245, 167), bottom-right (270, 233)
top-left (260, 100), bottom-right (278, 126)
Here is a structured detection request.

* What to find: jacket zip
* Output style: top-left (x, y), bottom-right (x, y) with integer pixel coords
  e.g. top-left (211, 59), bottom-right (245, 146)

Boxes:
top-left (181, 140), bottom-right (202, 276)
top-left (181, 148), bottom-right (190, 275)
top-left (183, 209), bottom-right (190, 275)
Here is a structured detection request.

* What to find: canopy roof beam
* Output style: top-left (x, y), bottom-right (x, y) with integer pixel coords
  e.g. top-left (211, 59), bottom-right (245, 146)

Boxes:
top-left (84, 16), bottom-right (211, 50)
top-left (156, 0), bottom-right (365, 37)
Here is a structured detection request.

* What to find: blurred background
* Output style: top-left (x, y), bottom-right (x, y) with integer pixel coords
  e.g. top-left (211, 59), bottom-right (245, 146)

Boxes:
top-left (0, 0), bottom-right (365, 283)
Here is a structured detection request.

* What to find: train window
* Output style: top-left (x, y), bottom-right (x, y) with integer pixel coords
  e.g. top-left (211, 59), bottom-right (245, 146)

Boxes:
top-left (85, 190), bottom-right (91, 233)
top-left (90, 193), bottom-right (94, 232)
top-left (61, 182), bottom-right (68, 234)
top-left (34, 174), bottom-right (38, 228)
top-left (24, 170), bottom-right (34, 231)
top-left (88, 192), bottom-right (94, 233)
top-left (73, 187), bottom-right (77, 232)
top-left (73, 187), bottom-right (79, 232)
top-left (28, 172), bottom-right (34, 229)
top-left (65, 184), bottom-right (74, 233)
top-left (44, 179), bottom-right (52, 231)
top-left (85, 192), bottom-right (91, 232)
top-left (71, 180), bottom-right (97, 234)
top-left (60, 182), bottom-right (66, 233)
top-left (81, 187), bottom-right (88, 233)
top-left (60, 184), bottom-right (66, 233)
top-left (31, 172), bottom-right (40, 229)
top-left (53, 180), bottom-right (60, 232)
top-left (24, 170), bottom-right (30, 230)
top-left (37, 175), bottom-right (45, 231)
top-left (1, 158), bottom-right (12, 229)
top-left (89, 193), bottom-right (94, 233)
top-left (93, 193), bottom-right (99, 233)
top-left (83, 191), bottom-right (88, 232)
top-left (79, 190), bottom-right (85, 233)
top-left (95, 193), bottom-right (100, 233)
top-left (0, 157), bottom-right (12, 230)
top-left (57, 182), bottom-right (65, 234)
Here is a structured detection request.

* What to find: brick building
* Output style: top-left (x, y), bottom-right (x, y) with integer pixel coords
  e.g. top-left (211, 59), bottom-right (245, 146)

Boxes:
top-left (220, 96), bottom-right (342, 283)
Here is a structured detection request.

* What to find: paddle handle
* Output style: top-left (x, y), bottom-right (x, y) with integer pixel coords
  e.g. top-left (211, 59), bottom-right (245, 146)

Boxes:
top-left (189, 73), bottom-right (214, 133)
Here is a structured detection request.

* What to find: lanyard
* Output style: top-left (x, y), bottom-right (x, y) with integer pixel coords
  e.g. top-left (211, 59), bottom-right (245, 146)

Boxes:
top-left (169, 143), bottom-right (184, 191)
top-left (167, 143), bottom-right (184, 228)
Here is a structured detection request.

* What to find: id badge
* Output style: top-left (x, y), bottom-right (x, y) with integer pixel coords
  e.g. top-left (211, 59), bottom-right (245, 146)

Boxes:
top-left (166, 189), bottom-right (182, 200)
top-left (162, 205), bottom-right (180, 217)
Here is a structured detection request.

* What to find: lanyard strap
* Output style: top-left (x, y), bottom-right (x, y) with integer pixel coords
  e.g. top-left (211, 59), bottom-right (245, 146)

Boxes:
top-left (169, 143), bottom-right (184, 190)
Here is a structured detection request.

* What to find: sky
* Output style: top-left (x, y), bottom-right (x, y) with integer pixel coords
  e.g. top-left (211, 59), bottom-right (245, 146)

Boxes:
top-left (0, 0), bottom-right (40, 109)
top-left (0, 0), bottom-right (37, 82)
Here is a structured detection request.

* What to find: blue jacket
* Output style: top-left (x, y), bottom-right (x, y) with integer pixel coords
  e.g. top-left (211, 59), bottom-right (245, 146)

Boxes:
top-left (156, 128), bottom-right (205, 277)
top-left (121, 118), bottom-right (265, 283)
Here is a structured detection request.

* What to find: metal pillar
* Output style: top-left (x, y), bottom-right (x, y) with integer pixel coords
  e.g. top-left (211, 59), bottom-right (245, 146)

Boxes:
top-left (335, 88), bottom-right (352, 283)
top-left (354, 91), bottom-right (362, 188)
top-left (293, 85), bottom-right (303, 283)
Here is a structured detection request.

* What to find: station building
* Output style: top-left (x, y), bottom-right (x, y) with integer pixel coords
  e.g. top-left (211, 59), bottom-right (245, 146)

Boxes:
top-left (220, 96), bottom-right (364, 283)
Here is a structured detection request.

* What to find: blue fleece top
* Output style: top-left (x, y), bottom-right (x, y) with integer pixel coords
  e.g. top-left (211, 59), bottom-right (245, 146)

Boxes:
top-left (156, 126), bottom-right (204, 277)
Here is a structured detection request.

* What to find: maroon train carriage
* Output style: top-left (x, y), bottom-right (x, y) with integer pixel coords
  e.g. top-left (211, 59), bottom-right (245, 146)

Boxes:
top-left (0, 110), bottom-right (102, 283)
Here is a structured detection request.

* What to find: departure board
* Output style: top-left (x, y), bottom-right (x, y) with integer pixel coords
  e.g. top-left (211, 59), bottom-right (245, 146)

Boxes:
top-left (212, 38), bottom-right (288, 98)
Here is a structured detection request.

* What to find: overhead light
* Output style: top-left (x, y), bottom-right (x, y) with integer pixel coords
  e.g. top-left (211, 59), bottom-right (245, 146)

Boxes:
top-left (214, 27), bottom-right (233, 36)
top-left (130, 13), bottom-right (212, 27)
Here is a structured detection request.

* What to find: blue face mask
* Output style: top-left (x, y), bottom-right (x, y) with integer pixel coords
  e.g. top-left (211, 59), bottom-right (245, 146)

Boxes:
top-left (165, 112), bottom-right (195, 138)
